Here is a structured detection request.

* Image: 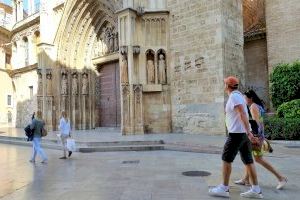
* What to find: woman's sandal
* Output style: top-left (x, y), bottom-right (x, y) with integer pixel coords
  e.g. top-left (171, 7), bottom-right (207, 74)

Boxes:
top-left (234, 179), bottom-right (251, 186)
top-left (277, 177), bottom-right (288, 190)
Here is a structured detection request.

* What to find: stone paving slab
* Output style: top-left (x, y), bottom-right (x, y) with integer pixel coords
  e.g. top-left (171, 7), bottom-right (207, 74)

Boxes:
top-left (1, 144), bottom-right (300, 200)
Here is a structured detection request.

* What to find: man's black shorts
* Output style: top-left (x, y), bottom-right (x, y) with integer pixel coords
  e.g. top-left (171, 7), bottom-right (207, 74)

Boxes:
top-left (222, 133), bottom-right (253, 164)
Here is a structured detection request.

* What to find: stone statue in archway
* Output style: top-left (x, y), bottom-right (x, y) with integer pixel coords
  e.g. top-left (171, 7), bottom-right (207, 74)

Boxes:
top-left (82, 73), bottom-right (89, 95)
top-left (147, 59), bottom-right (155, 84)
top-left (38, 71), bottom-right (42, 96)
top-left (46, 72), bottom-right (52, 95)
top-left (61, 73), bottom-right (68, 95)
top-left (72, 73), bottom-right (78, 95)
top-left (109, 32), bottom-right (114, 53)
top-left (121, 55), bottom-right (129, 84)
top-left (114, 32), bottom-right (119, 52)
top-left (158, 54), bottom-right (167, 84)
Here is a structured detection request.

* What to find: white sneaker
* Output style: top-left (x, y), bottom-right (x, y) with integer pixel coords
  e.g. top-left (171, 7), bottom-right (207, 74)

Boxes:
top-left (208, 185), bottom-right (229, 198)
top-left (277, 178), bottom-right (287, 190)
top-left (240, 189), bottom-right (263, 199)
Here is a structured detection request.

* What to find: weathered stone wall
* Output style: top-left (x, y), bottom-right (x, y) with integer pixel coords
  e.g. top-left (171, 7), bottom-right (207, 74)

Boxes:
top-left (244, 39), bottom-right (269, 109)
top-left (167, 0), bottom-right (243, 134)
top-left (222, 0), bottom-right (245, 82)
top-left (266, 0), bottom-right (300, 69)
top-left (143, 89), bottom-right (171, 134)
top-left (14, 71), bottom-right (38, 128)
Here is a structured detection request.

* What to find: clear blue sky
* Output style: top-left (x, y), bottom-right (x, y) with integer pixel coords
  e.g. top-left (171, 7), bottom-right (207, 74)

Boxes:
top-left (2, 0), bottom-right (29, 10)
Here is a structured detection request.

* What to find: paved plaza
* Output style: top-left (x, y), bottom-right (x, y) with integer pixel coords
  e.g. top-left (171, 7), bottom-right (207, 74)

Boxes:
top-left (0, 139), bottom-right (300, 200)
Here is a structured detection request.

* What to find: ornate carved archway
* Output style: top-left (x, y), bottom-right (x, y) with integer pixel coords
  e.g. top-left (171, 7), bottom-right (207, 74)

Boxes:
top-left (51, 0), bottom-right (122, 130)
top-left (55, 0), bottom-right (122, 69)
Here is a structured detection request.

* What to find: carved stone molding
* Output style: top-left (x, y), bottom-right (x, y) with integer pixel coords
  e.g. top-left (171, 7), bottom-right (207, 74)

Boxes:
top-left (133, 84), bottom-right (142, 104)
top-left (133, 45), bottom-right (140, 55)
top-left (120, 45), bottom-right (128, 55)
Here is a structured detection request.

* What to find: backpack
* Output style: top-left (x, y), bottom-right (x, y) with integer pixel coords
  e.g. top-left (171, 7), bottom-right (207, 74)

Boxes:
top-left (24, 125), bottom-right (34, 141)
top-left (41, 127), bottom-right (48, 137)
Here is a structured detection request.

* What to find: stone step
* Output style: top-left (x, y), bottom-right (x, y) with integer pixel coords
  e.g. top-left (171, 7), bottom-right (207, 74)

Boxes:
top-left (0, 135), bottom-right (163, 146)
top-left (78, 145), bottom-right (164, 153)
top-left (0, 136), bottom-right (165, 152)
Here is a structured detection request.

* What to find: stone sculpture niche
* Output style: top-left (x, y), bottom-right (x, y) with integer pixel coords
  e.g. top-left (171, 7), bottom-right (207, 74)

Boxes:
top-left (46, 71), bottom-right (52, 95)
top-left (157, 49), bottom-right (167, 84)
top-left (82, 72), bottom-right (89, 95)
top-left (93, 24), bottom-right (118, 58)
top-left (71, 72), bottom-right (78, 95)
top-left (61, 70), bottom-right (68, 95)
top-left (146, 50), bottom-right (155, 84)
top-left (121, 54), bottom-right (129, 84)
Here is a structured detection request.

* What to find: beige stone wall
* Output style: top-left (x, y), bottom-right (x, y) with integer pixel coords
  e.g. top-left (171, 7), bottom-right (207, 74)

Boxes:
top-left (168, 0), bottom-right (243, 134)
top-left (222, 0), bottom-right (245, 82)
top-left (266, 0), bottom-right (300, 69)
top-left (0, 71), bottom-right (14, 126)
top-left (13, 70), bottom-right (38, 128)
top-left (244, 39), bottom-right (269, 109)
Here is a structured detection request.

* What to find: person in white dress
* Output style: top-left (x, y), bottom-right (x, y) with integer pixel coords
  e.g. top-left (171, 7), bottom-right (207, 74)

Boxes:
top-left (59, 111), bottom-right (72, 159)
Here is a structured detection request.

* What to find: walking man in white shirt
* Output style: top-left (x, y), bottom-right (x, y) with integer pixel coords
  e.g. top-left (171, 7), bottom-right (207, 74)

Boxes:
top-left (209, 76), bottom-right (263, 199)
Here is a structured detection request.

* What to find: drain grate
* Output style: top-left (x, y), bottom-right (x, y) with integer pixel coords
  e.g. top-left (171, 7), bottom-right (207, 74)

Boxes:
top-left (122, 160), bottom-right (140, 164)
top-left (182, 171), bottom-right (211, 177)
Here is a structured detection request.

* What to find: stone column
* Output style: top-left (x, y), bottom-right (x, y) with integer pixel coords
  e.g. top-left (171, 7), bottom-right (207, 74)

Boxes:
top-left (45, 69), bottom-right (53, 130)
top-left (37, 69), bottom-right (43, 111)
top-left (17, 0), bottom-right (24, 21)
top-left (133, 84), bottom-right (144, 134)
top-left (71, 71), bottom-right (78, 130)
top-left (81, 71), bottom-right (89, 129)
top-left (12, 1), bottom-right (17, 24)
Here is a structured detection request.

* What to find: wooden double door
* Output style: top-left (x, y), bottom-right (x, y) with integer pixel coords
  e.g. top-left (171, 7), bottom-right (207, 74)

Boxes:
top-left (95, 62), bottom-right (121, 127)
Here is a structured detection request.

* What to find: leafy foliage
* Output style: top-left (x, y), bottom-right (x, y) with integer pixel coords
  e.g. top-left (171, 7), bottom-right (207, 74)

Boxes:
top-left (270, 61), bottom-right (300, 108)
top-left (277, 99), bottom-right (300, 118)
top-left (264, 117), bottom-right (300, 140)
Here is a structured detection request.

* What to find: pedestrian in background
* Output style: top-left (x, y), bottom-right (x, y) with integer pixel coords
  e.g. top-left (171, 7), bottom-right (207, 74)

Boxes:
top-left (59, 111), bottom-right (72, 159)
top-left (234, 89), bottom-right (287, 190)
top-left (29, 110), bottom-right (47, 163)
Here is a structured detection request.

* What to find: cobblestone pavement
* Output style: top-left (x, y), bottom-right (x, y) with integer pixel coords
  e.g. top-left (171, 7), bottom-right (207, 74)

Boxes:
top-left (1, 143), bottom-right (300, 200)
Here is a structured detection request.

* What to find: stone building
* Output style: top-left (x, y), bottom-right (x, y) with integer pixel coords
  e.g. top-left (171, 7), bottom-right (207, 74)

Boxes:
top-left (0, 0), bottom-right (299, 135)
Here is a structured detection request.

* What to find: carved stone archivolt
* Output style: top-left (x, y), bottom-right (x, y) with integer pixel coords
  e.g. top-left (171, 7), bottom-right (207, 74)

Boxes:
top-left (93, 24), bottom-right (119, 58)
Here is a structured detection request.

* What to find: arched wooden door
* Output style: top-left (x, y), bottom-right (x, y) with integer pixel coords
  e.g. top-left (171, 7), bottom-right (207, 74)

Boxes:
top-left (95, 61), bottom-right (121, 127)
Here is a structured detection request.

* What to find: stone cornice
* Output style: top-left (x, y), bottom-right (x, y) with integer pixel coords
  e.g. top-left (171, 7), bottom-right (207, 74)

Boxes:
top-left (244, 32), bottom-right (266, 42)
top-left (4, 63), bottom-right (38, 77)
top-left (116, 7), bottom-right (169, 15)
top-left (53, 2), bottom-right (65, 11)
top-left (92, 53), bottom-right (119, 65)
top-left (12, 14), bottom-right (40, 35)
top-left (0, 26), bottom-right (11, 39)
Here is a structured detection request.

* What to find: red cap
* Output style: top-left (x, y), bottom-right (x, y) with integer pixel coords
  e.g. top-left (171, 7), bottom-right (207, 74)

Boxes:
top-left (224, 76), bottom-right (239, 87)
